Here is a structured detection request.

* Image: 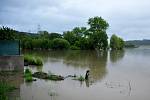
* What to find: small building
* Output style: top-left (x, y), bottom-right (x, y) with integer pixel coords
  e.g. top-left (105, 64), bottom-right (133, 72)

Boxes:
top-left (0, 40), bottom-right (24, 71)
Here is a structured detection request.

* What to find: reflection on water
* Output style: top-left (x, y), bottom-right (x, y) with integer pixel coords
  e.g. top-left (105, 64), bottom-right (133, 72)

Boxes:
top-left (24, 50), bottom-right (108, 83)
top-left (19, 47), bottom-right (150, 100)
top-left (110, 50), bottom-right (125, 63)
top-left (63, 50), bottom-right (108, 82)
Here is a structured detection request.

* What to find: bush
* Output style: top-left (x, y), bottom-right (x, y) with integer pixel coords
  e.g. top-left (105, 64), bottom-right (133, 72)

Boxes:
top-left (22, 38), bottom-right (52, 50)
top-left (25, 68), bottom-right (31, 74)
top-left (110, 34), bottom-right (124, 50)
top-left (24, 55), bottom-right (36, 65)
top-left (36, 58), bottom-right (43, 66)
top-left (23, 39), bottom-right (33, 49)
top-left (25, 75), bottom-right (33, 82)
top-left (24, 55), bottom-right (43, 66)
top-left (24, 68), bottom-right (33, 82)
top-left (51, 38), bottom-right (70, 50)
top-left (78, 38), bottom-right (93, 50)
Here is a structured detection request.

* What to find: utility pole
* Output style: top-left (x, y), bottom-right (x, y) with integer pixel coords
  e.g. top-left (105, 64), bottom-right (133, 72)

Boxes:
top-left (37, 24), bottom-right (41, 34)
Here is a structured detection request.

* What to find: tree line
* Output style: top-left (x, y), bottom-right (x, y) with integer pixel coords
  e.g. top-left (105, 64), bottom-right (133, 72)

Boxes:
top-left (0, 16), bottom-right (124, 50)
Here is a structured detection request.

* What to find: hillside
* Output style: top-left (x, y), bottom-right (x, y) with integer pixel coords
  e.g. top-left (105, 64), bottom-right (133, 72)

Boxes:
top-left (126, 39), bottom-right (150, 46)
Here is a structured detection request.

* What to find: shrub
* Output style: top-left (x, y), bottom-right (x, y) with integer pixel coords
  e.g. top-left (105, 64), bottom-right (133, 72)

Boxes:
top-left (24, 68), bottom-right (33, 82)
top-left (25, 68), bottom-right (31, 74)
top-left (25, 68), bottom-right (32, 75)
top-left (25, 75), bottom-right (33, 82)
top-left (51, 38), bottom-right (70, 50)
top-left (22, 38), bottom-right (52, 50)
top-left (24, 55), bottom-right (36, 65)
top-left (24, 55), bottom-right (43, 66)
top-left (110, 34), bottom-right (125, 50)
top-left (36, 58), bottom-right (43, 66)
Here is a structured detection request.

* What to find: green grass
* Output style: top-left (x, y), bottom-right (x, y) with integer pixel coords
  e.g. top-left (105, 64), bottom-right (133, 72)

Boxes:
top-left (24, 55), bottom-right (43, 66)
top-left (36, 58), bottom-right (43, 66)
top-left (24, 68), bottom-right (33, 82)
top-left (0, 81), bottom-right (16, 100)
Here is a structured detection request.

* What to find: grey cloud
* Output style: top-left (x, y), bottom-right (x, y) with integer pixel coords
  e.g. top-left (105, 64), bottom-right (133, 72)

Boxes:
top-left (1, 0), bottom-right (150, 40)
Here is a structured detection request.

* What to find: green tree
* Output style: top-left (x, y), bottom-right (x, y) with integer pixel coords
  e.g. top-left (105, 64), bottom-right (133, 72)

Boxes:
top-left (88, 16), bottom-right (109, 50)
top-left (51, 38), bottom-right (70, 50)
top-left (40, 39), bottom-right (51, 49)
top-left (49, 33), bottom-right (62, 40)
top-left (110, 34), bottom-right (125, 50)
top-left (40, 31), bottom-right (49, 39)
top-left (72, 27), bottom-right (87, 37)
top-left (63, 31), bottom-right (77, 45)
top-left (88, 16), bottom-right (109, 32)
top-left (76, 37), bottom-right (93, 50)
top-left (118, 37), bottom-right (125, 50)
top-left (0, 26), bottom-right (17, 40)
top-left (23, 38), bottom-right (33, 49)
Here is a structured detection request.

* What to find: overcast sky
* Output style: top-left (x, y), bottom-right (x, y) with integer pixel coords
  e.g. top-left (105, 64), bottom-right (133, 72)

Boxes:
top-left (0, 0), bottom-right (150, 40)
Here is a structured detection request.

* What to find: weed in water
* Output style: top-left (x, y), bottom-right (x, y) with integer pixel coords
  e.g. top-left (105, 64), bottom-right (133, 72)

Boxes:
top-left (24, 55), bottom-right (43, 66)
top-left (24, 68), bottom-right (33, 82)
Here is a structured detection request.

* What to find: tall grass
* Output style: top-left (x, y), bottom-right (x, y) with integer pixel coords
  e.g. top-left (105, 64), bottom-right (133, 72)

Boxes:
top-left (36, 58), bottom-right (43, 66)
top-left (24, 55), bottom-right (43, 66)
top-left (0, 81), bottom-right (16, 100)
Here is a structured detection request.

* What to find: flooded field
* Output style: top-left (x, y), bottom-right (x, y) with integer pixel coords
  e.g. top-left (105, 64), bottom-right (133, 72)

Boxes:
top-left (2, 46), bottom-right (150, 100)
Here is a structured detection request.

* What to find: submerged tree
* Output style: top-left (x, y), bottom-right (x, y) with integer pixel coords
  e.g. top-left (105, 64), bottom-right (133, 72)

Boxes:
top-left (1, 16), bottom-right (124, 51)
top-left (88, 16), bottom-right (109, 50)
top-left (62, 16), bottom-right (109, 50)
top-left (110, 34), bottom-right (125, 50)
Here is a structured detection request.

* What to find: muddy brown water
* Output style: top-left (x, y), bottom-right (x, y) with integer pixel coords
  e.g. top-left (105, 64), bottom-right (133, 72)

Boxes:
top-left (4, 46), bottom-right (150, 100)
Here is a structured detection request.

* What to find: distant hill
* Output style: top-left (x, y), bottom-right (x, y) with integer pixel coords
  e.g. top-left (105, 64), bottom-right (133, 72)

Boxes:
top-left (126, 39), bottom-right (150, 46)
top-left (15, 31), bottom-right (40, 39)
top-left (18, 31), bottom-right (38, 36)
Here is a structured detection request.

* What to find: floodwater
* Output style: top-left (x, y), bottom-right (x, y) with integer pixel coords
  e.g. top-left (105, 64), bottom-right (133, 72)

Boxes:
top-left (14, 46), bottom-right (150, 100)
